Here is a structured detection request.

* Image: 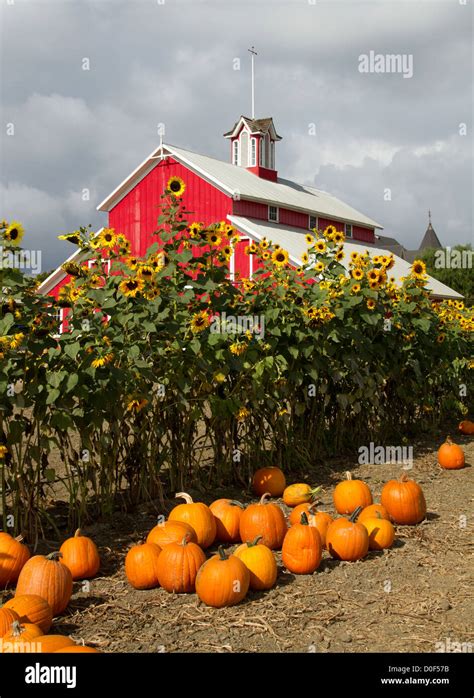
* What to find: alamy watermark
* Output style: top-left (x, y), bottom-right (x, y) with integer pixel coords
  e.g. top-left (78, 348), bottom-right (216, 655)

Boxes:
top-left (359, 51), bottom-right (413, 79)
top-left (434, 247), bottom-right (473, 269)
top-left (358, 442), bottom-right (413, 469)
top-left (434, 637), bottom-right (473, 653)
top-left (1, 246), bottom-right (42, 275)
top-left (210, 312), bottom-right (265, 339)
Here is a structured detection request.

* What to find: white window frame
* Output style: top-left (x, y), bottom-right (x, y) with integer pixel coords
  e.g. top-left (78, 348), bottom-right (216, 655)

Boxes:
top-left (249, 137), bottom-right (257, 167)
top-left (345, 223), bottom-right (353, 239)
top-left (268, 205), bottom-right (279, 223)
top-left (259, 136), bottom-right (265, 166)
top-left (270, 141), bottom-right (275, 169)
top-left (309, 215), bottom-right (318, 231)
top-left (88, 258), bottom-right (111, 274)
top-left (50, 307), bottom-right (66, 337)
top-left (232, 139), bottom-right (239, 166)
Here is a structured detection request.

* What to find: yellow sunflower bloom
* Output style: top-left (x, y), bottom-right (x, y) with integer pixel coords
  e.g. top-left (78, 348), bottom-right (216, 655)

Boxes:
top-left (261, 250), bottom-right (270, 261)
top-left (315, 261), bottom-right (325, 273)
top-left (366, 299), bottom-right (376, 310)
top-left (126, 256), bottom-right (139, 271)
top-left (9, 332), bottom-right (25, 349)
top-left (351, 268), bottom-right (364, 280)
top-left (305, 234), bottom-right (314, 246)
top-left (99, 228), bottom-right (117, 249)
top-left (301, 252), bottom-right (309, 264)
top-left (323, 225), bottom-right (337, 238)
top-left (166, 176), bottom-right (186, 197)
top-left (137, 265), bottom-right (155, 281)
top-left (188, 222), bottom-right (202, 238)
top-left (271, 248), bottom-right (289, 267)
top-left (190, 311), bottom-right (210, 333)
top-left (0, 445), bottom-right (8, 459)
top-left (3, 221), bottom-right (25, 246)
top-left (350, 283), bottom-right (361, 294)
top-left (229, 341), bottom-right (248, 356)
top-left (58, 232), bottom-right (81, 245)
top-left (315, 240), bottom-right (326, 253)
top-left (119, 277), bottom-right (144, 298)
top-left (411, 259), bottom-right (427, 279)
top-left (207, 232), bottom-right (222, 247)
top-left (236, 406), bottom-right (250, 422)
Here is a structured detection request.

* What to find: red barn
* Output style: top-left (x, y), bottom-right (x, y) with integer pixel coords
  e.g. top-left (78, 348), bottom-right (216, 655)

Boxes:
top-left (38, 114), bottom-right (462, 314)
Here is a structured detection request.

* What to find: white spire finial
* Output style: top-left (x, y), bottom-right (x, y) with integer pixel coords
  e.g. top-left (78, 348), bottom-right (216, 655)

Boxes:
top-left (248, 46), bottom-right (257, 119)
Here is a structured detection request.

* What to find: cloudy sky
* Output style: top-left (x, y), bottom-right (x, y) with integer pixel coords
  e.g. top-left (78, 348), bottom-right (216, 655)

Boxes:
top-left (1, 0), bottom-right (472, 272)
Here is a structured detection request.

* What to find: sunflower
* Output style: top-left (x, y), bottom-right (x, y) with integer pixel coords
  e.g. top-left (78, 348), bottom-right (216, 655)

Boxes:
top-left (385, 256), bottom-right (395, 270)
top-left (9, 332), bottom-right (24, 349)
top-left (331, 231), bottom-right (345, 244)
top-left (137, 265), bottom-right (155, 281)
top-left (3, 221), bottom-right (25, 246)
top-left (323, 225), bottom-right (337, 238)
top-left (68, 287), bottom-right (83, 302)
top-left (350, 251), bottom-right (359, 262)
top-left (437, 333), bottom-right (446, 344)
top-left (0, 445), bottom-right (8, 459)
top-left (207, 232), bottom-right (222, 247)
top-left (315, 240), bottom-right (326, 253)
top-left (411, 260), bottom-right (427, 279)
top-left (236, 406), bottom-right (250, 422)
top-left (242, 279), bottom-right (254, 292)
top-left (119, 277), bottom-right (144, 298)
top-left (366, 299), bottom-right (376, 310)
top-left (126, 256), bottom-right (139, 271)
top-left (166, 176), bottom-right (186, 197)
top-left (271, 248), bottom-right (289, 267)
top-left (188, 222), bottom-right (202, 238)
top-left (117, 234), bottom-right (131, 253)
top-left (315, 261), bottom-right (325, 273)
top-left (350, 283), bottom-right (361, 294)
top-left (99, 228), bottom-right (117, 248)
top-left (190, 311), bottom-right (210, 333)
top-left (90, 237), bottom-right (102, 250)
top-left (127, 398), bottom-right (148, 413)
top-left (143, 283), bottom-right (160, 301)
top-left (351, 268), bottom-right (364, 280)
top-left (305, 234), bottom-right (314, 246)
top-left (58, 232), bottom-right (81, 245)
top-left (335, 249), bottom-right (344, 262)
top-left (222, 245), bottom-right (232, 259)
top-left (229, 341), bottom-right (248, 356)
top-left (91, 353), bottom-right (114, 369)
top-left (224, 223), bottom-right (234, 235)
top-left (373, 256), bottom-right (381, 265)
top-left (367, 269), bottom-right (380, 283)
top-left (260, 238), bottom-right (269, 250)
top-left (62, 261), bottom-right (85, 278)
top-left (301, 252), bottom-right (309, 264)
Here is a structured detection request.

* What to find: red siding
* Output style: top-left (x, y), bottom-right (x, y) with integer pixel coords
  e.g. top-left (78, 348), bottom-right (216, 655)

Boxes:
top-left (353, 225), bottom-right (374, 243)
top-left (279, 208), bottom-right (309, 228)
top-left (232, 199), bottom-right (268, 220)
top-left (317, 216), bottom-right (344, 232)
top-left (109, 158), bottom-right (233, 257)
top-left (233, 238), bottom-right (250, 281)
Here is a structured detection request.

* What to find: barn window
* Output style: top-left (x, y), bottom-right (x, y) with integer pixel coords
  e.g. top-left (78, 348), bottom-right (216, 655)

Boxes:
top-left (88, 258), bottom-right (111, 274)
top-left (309, 215), bottom-right (318, 231)
top-left (250, 137), bottom-right (257, 167)
top-left (270, 141), bottom-right (275, 169)
top-left (268, 205), bottom-right (279, 222)
top-left (232, 140), bottom-right (239, 166)
top-left (345, 223), bottom-right (353, 239)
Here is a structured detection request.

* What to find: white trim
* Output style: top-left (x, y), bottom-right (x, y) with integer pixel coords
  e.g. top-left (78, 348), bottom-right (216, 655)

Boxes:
top-left (250, 137), bottom-right (257, 167)
top-left (249, 248), bottom-right (254, 279)
top-left (87, 257), bottom-right (111, 274)
top-left (232, 139), bottom-right (240, 166)
top-left (268, 205), bottom-right (279, 223)
top-left (270, 141), bottom-right (275, 170)
top-left (229, 247), bottom-right (235, 281)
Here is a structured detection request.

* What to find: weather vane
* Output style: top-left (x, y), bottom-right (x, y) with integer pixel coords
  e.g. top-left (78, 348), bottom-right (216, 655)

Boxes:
top-left (248, 46), bottom-right (258, 119)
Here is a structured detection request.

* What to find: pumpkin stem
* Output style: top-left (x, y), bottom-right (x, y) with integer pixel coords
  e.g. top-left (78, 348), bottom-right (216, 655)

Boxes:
top-left (400, 474), bottom-right (409, 483)
top-left (259, 493), bottom-right (272, 505)
top-left (349, 506), bottom-right (363, 523)
top-left (445, 435), bottom-right (452, 445)
top-left (345, 471), bottom-right (353, 481)
top-left (247, 535), bottom-right (262, 547)
top-left (180, 534), bottom-right (190, 546)
top-left (217, 545), bottom-right (228, 561)
top-left (10, 620), bottom-right (23, 637)
top-left (300, 512), bottom-right (309, 526)
top-left (46, 551), bottom-right (63, 561)
top-left (74, 529), bottom-right (81, 538)
top-left (14, 535), bottom-right (24, 543)
top-left (175, 492), bottom-right (193, 504)
top-left (229, 500), bottom-right (245, 509)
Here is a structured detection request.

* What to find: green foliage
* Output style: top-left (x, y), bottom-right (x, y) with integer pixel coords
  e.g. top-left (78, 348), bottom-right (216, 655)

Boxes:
top-left (421, 245), bottom-right (474, 305)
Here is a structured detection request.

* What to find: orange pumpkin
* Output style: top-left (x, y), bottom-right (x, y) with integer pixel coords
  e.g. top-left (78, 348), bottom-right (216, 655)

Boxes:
top-left (282, 513), bottom-right (322, 574)
top-left (239, 493), bottom-right (287, 550)
top-left (289, 503), bottom-right (333, 548)
top-left (169, 493), bottom-right (216, 549)
top-left (54, 645), bottom-right (100, 653)
top-left (326, 507), bottom-right (369, 561)
top-left (362, 513), bottom-right (395, 550)
top-left (195, 547), bottom-right (250, 608)
top-left (156, 536), bottom-right (206, 593)
top-left (15, 553), bottom-right (73, 616)
top-left (147, 520), bottom-right (197, 548)
top-left (36, 635), bottom-right (76, 653)
top-left (333, 471), bottom-right (373, 514)
top-left (3, 620), bottom-right (43, 642)
top-left (210, 499), bottom-right (244, 543)
top-left (0, 607), bottom-right (19, 637)
top-left (437, 436), bottom-right (465, 470)
top-left (381, 474), bottom-right (427, 525)
top-left (0, 533), bottom-right (30, 587)
top-left (59, 529), bottom-right (100, 580)
top-left (357, 504), bottom-right (390, 525)
top-left (252, 467), bottom-right (286, 497)
top-left (283, 483), bottom-right (322, 507)
top-left (4, 595), bottom-right (53, 633)
top-left (234, 536), bottom-right (277, 590)
top-left (125, 542), bottom-right (161, 590)
top-left (458, 420), bottom-right (474, 435)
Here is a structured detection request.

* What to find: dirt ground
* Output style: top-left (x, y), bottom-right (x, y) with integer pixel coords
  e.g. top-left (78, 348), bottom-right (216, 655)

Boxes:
top-left (3, 429), bottom-right (473, 653)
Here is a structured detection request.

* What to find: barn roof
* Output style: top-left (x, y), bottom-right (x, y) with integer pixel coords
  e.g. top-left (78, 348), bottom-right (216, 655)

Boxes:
top-left (223, 116), bottom-right (282, 139)
top-left (228, 216), bottom-right (463, 299)
top-left (97, 143), bottom-right (383, 230)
